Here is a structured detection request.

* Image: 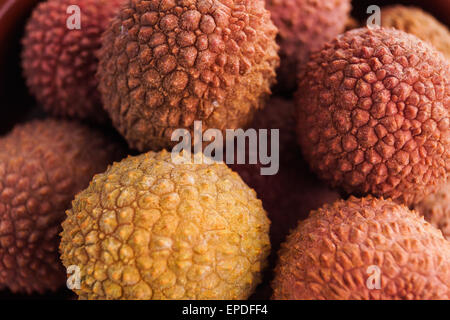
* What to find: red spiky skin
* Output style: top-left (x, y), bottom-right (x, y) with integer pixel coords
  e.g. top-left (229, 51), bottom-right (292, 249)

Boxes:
top-left (0, 119), bottom-right (126, 294)
top-left (296, 28), bottom-right (450, 206)
top-left (97, 0), bottom-right (279, 151)
top-left (272, 196), bottom-right (450, 300)
top-left (21, 0), bottom-right (125, 123)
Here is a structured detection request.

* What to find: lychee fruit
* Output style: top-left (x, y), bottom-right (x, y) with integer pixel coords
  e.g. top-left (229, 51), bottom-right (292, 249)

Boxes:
top-left (296, 27), bottom-right (450, 206)
top-left (414, 182), bottom-right (450, 241)
top-left (60, 150), bottom-right (271, 300)
top-left (381, 5), bottom-right (450, 59)
top-left (272, 196), bottom-right (450, 300)
top-left (0, 119), bottom-right (126, 293)
top-left (21, 0), bottom-right (125, 123)
top-left (97, 0), bottom-right (279, 152)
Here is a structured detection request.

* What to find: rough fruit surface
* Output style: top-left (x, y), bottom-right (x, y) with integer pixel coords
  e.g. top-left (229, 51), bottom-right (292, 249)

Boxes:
top-left (60, 150), bottom-right (270, 300)
top-left (414, 183), bottom-right (450, 241)
top-left (266, 0), bottom-right (351, 93)
top-left (0, 119), bottom-right (126, 293)
top-left (296, 28), bottom-right (450, 206)
top-left (381, 5), bottom-right (450, 59)
top-left (272, 196), bottom-right (450, 300)
top-left (98, 0), bottom-right (279, 151)
top-left (22, 0), bottom-right (125, 122)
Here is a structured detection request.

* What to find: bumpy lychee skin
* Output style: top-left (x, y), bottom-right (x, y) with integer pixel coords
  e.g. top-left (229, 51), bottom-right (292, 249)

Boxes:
top-left (21, 0), bottom-right (125, 123)
top-left (381, 6), bottom-right (450, 59)
top-left (414, 183), bottom-right (450, 241)
top-left (0, 119), bottom-right (126, 294)
top-left (272, 196), bottom-right (450, 300)
top-left (296, 28), bottom-right (450, 206)
top-left (266, 0), bottom-right (351, 93)
top-left (60, 150), bottom-right (270, 300)
top-left (98, 0), bottom-right (279, 152)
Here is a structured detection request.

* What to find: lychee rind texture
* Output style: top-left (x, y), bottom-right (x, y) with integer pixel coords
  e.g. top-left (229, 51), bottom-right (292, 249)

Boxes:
top-left (0, 119), bottom-right (126, 294)
top-left (381, 6), bottom-right (450, 59)
top-left (272, 196), bottom-right (450, 300)
top-left (60, 151), bottom-right (271, 300)
top-left (21, 0), bottom-right (125, 123)
top-left (98, 0), bottom-right (279, 152)
top-left (414, 183), bottom-right (450, 241)
top-left (265, 0), bottom-right (351, 93)
top-left (296, 28), bottom-right (450, 206)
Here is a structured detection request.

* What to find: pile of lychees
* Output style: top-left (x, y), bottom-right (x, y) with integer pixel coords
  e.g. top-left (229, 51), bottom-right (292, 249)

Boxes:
top-left (0, 0), bottom-right (448, 300)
